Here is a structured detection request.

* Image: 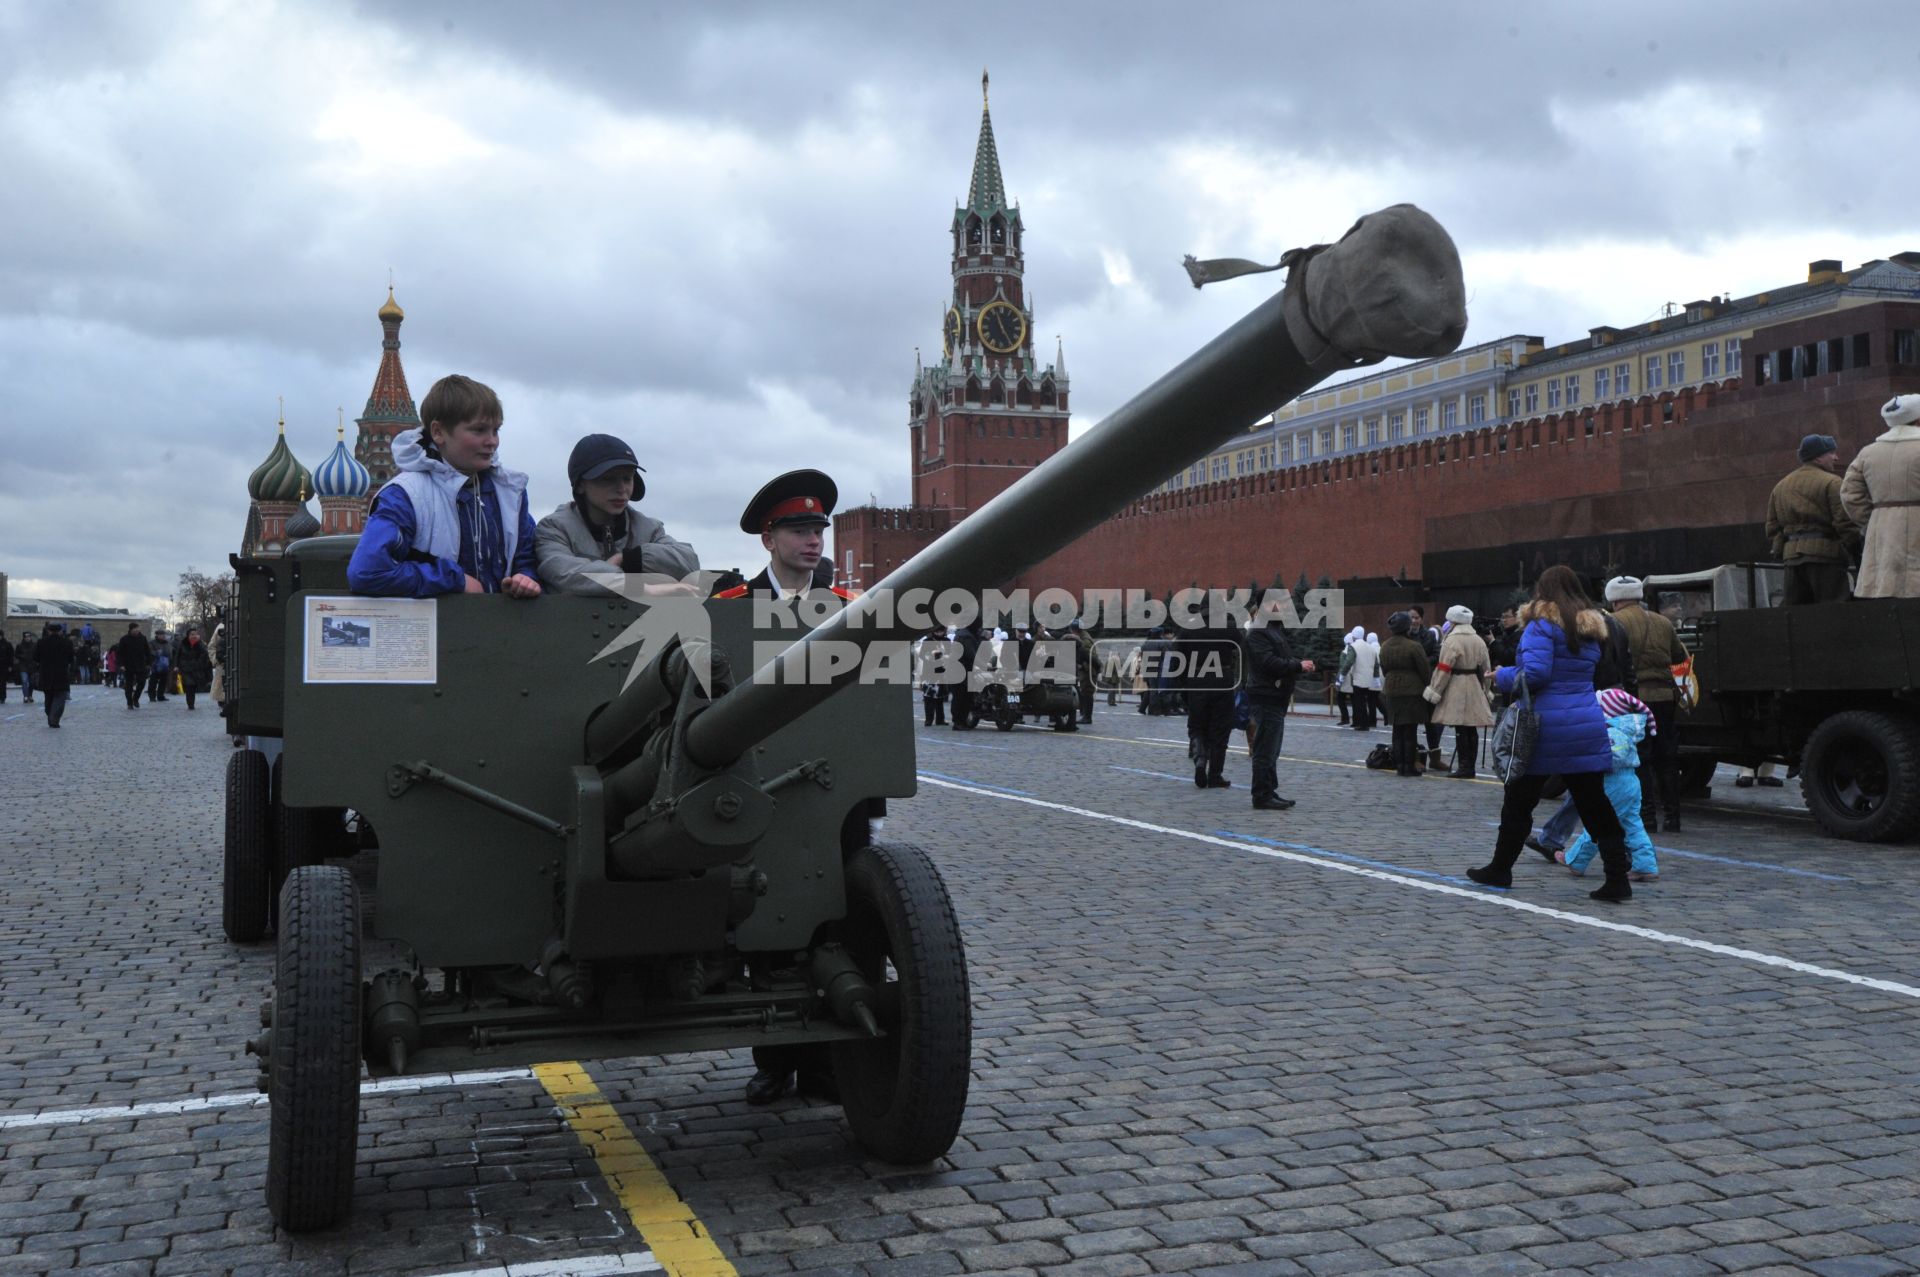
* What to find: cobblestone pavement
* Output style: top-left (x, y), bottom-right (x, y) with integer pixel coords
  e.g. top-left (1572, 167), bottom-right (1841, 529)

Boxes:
top-left (5, 685), bottom-right (1920, 1276)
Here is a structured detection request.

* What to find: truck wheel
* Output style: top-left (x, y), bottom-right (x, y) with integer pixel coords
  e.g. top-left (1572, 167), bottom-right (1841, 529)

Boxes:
top-left (831, 842), bottom-right (971, 1164)
top-left (223, 749), bottom-right (273, 943)
top-left (266, 865), bottom-right (362, 1232)
top-left (1801, 711), bottom-right (1920, 842)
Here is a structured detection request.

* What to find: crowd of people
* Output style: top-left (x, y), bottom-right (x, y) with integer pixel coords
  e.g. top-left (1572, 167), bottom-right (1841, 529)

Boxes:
top-left (5, 620), bottom-right (217, 727)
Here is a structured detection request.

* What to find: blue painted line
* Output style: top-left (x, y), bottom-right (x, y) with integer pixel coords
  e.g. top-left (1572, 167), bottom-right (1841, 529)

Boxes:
top-left (1110, 765), bottom-right (1196, 783)
top-left (1480, 821), bottom-right (1850, 881)
top-left (1214, 829), bottom-right (1482, 888)
top-left (916, 770), bottom-right (1031, 796)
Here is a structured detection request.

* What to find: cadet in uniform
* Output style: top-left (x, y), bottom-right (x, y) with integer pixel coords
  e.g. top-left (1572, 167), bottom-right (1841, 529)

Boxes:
top-left (712, 469), bottom-right (850, 600)
top-left (714, 470), bottom-right (849, 1105)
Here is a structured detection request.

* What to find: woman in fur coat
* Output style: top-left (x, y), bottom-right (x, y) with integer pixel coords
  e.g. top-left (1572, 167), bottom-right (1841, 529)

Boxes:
top-left (1468, 566), bottom-right (1637, 902)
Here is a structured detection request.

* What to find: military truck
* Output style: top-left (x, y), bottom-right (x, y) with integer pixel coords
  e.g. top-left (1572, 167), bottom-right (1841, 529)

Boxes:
top-left (222, 203), bottom-right (1468, 1231)
top-left (1651, 564), bottom-right (1920, 843)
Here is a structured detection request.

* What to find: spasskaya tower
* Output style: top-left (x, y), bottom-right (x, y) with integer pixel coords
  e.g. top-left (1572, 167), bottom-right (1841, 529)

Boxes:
top-left (834, 73), bottom-right (1070, 590)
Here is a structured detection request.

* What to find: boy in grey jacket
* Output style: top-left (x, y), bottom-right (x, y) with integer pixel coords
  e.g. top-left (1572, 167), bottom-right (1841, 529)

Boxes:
top-left (534, 433), bottom-right (700, 594)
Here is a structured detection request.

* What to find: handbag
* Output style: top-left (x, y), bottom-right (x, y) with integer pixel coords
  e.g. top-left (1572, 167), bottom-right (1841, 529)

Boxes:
top-left (1364, 743), bottom-right (1394, 770)
top-left (1490, 671), bottom-right (1540, 784)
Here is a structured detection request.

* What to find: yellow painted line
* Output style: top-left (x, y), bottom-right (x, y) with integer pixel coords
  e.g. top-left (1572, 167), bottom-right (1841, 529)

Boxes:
top-left (535, 1062), bottom-right (738, 1277)
top-left (1076, 731), bottom-right (1502, 786)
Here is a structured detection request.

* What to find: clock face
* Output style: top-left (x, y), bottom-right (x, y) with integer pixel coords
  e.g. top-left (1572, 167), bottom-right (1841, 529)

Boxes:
top-left (976, 300), bottom-right (1027, 354)
top-left (943, 307), bottom-right (962, 356)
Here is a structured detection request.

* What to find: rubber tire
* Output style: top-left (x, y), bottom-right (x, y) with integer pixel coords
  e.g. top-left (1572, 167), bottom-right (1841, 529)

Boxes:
top-left (223, 749), bottom-right (273, 943)
top-left (831, 842), bottom-right (971, 1165)
top-left (266, 865), bottom-right (362, 1232)
top-left (1800, 710), bottom-right (1920, 843)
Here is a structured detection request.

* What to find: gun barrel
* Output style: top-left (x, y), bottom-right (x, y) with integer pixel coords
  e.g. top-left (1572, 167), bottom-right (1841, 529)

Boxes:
top-left (685, 203), bottom-right (1467, 770)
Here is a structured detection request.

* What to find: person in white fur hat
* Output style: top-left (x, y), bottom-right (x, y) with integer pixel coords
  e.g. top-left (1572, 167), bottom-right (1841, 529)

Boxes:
top-left (1421, 604), bottom-right (1495, 778)
top-left (1841, 394), bottom-right (1920, 597)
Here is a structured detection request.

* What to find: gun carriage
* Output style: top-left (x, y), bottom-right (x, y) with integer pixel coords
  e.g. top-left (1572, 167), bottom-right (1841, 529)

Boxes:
top-left (222, 204), bottom-right (1466, 1230)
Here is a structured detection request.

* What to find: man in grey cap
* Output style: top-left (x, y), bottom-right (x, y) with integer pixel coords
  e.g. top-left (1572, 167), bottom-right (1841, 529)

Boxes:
top-left (1766, 432), bottom-right (1858, 604)
top-left (534, 433), bottom-right (701, 594)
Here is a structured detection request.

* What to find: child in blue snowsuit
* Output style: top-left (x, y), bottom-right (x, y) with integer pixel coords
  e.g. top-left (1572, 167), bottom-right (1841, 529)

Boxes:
top-left (1561, 688), bottom-right (1660, 880)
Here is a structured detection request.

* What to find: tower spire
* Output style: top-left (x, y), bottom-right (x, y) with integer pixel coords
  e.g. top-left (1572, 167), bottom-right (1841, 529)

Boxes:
top-left (967, 68), bottom-right (1007, 214)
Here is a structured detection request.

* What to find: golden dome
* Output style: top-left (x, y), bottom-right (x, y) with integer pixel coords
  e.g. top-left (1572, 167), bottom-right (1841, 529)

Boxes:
top-left (378, 287), bottom-right (404, 321)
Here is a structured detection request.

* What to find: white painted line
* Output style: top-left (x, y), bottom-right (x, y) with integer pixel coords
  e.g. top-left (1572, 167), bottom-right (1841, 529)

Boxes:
top-left (0, 1066), bottom-right (535, 1132)
top-left (429, 1251), bottom-right (662, 1277)
top-left (918, 775), bottom-right (1920, 1003)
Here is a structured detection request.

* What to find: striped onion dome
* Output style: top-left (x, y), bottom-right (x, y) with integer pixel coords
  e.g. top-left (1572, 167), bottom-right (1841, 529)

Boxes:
top-left (313, 428), bottom-right (371, 499)
top-left (247, 426), bottom-right (310, 503)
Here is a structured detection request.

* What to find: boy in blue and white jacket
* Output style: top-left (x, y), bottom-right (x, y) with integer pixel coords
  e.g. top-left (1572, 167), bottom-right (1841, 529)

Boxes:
top-left (1561, 687), bottom-right (1660, 880)
top-left (348, 375), bottom-right (543, 599)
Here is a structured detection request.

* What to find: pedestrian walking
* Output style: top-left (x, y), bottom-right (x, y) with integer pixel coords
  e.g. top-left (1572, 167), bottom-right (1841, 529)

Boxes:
top-left (1555, 689), bottom-right (1661, 882)
top-left (115, 623), bottom-right (152, 708)
top-left (147, 631), bottom-right (173, 702)
top-left (1468, 565), bottom-right (1637, 903)
top-left (16, 631), bottom-right (38, 703)
top-left (1335, 626), bottom-right (1359, 725)
top-left (176, 627), bottom-right (214, 710)
top-left (1840, 394), bottom-right (1920, 598)
top-left (1378, 613), bottom-right (1431, 778)
top-left (33, 623), bottom-right (74, 728)
top-left (0, 634), bottom-right (12, 703)
top-left (1604, 576), bottom-right (1690, 832)
top-left (1422, 605), bottom-right (1494, 779)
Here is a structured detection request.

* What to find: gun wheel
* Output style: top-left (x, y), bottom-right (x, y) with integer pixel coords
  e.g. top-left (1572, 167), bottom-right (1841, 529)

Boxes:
top-left (223, 748), bottom-right (273, 943)
top-left (831, 841), bottom-right (971, 1164)
top-left (266, 865), bottom-right (363, 1232)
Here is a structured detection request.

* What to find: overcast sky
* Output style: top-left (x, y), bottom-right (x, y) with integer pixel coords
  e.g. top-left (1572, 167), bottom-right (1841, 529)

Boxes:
top-left (1, 1), bottom-right (1911, 614)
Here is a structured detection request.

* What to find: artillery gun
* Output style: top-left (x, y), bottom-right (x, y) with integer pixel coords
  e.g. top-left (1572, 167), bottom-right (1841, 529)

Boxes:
top-left (224, 204), bottom-right (1466, 1231)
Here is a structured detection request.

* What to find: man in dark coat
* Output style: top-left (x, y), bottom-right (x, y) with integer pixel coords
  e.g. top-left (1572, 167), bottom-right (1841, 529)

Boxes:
top-left (0, 633), bottom-right (12, 702)
top-left (1244, 597), bottom-right (1313, 809)
top-left (1408, 606), bottom-right (1446, 768)
top-left (1178, 609), bottom-right (1244, 789)
top-left (114, 623), bottom-right (152, 709)
top-left (33, 624), bottom-right (75, 728)
top-left (176, 627), bottom-right (215, 711)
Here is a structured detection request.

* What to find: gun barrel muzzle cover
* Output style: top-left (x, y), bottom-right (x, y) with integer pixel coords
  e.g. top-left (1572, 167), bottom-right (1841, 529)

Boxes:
top-left (1284, 203), bottom-right (1468, 372)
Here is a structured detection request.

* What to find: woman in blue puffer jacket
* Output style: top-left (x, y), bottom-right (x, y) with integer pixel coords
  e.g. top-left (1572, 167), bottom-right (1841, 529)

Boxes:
top-left (1468, 565), bottom-right (1635, 902)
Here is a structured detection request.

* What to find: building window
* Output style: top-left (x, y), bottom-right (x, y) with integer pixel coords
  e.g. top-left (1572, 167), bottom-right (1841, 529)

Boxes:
top-left (1440, 402), bottom-right (1457, 429)
top-left (1668, 350), bottom-right (1685, 385)
top-left (1417, 405), bottom-right (1432, 433)
top-left (1546, 379), bottom-right (1561, 410)
top-left (1468, 395), bottom-right (1486, 424)
top-left (1700, 341), bottom-right (1720, 379)
top-left (1644, 354), bottom-right (1663, 390)
top-left (1341, 423), bottom-right (1357, 450)
top-left (1508, 389), bottom-right (1521, 418)
top-left (1616, 362), bottom-right (1632, 396)
top-left (1524, 384), bottom-right (1539, 414)
top-left (1725, 337), bottom-right (1742, 378)
top-left (1319, 427), bottom-right (1333, 455)
top-left (1565, 373), bottom-right (1581, 406)
top-left (1594, 365), bottom-right (1611, 399)
top-left (1389, 412), bottom-right (1405, 440)
top-left (1279, 437), bottom-right (1293, 465)
top-left (1363, 418), bottom-right (1379, 445)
